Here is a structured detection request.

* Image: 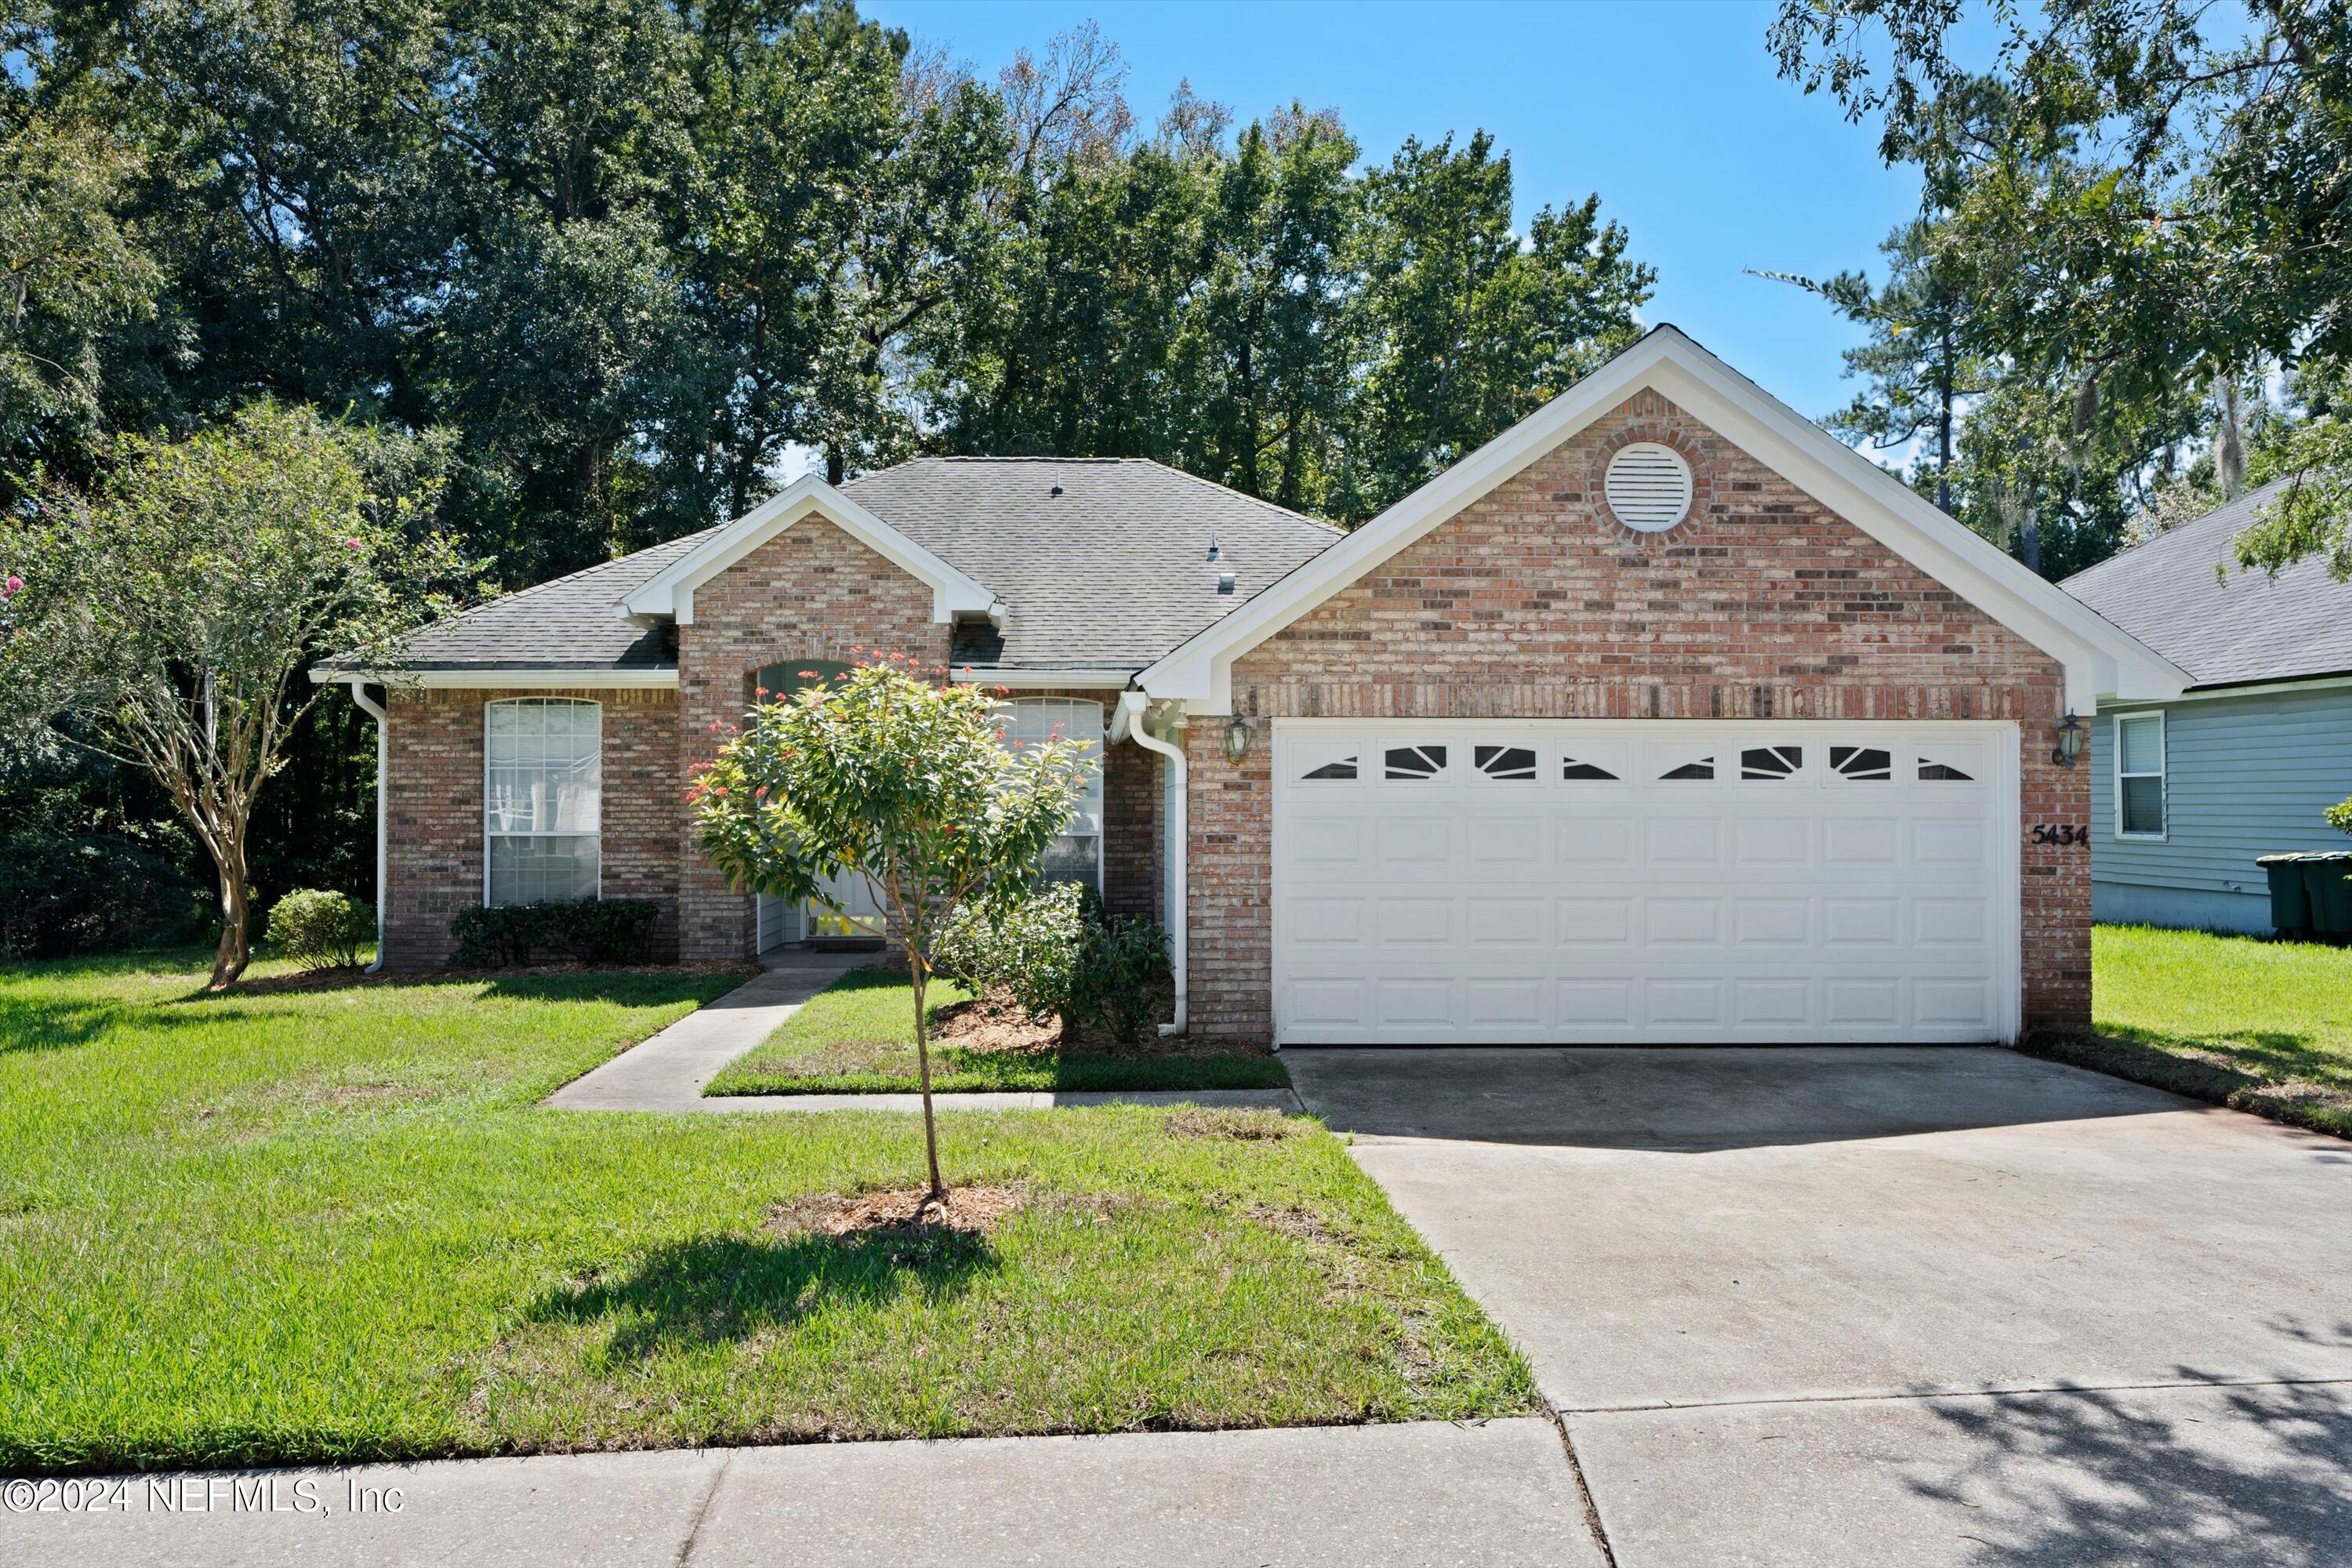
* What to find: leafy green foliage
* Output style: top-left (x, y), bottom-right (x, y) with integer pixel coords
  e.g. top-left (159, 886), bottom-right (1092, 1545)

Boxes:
top-left (935, 881), bottom-right (1089, 1024)
top-left (695, 660), bottom-right (1092, 1195)
top-left (0, 829), bottom-right (203, 960)
top-left (1771, 0), bottom-right (2352, 575)
top-left (0, 401), bottom-right (464, 986)
top-left (448, 898), bottom-right (662, 969)
top-left (2325, 798), bottom-right (2352, 839)
top-left (1065, 914), bottom-right (1174, 1047)
top-left (264, 888), bottom-right (374, 971)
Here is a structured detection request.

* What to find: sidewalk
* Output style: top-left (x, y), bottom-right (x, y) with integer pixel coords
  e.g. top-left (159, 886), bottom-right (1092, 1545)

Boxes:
top-left (545, 951), bottom-right (1302, 1115)
top-left (3, 1420), bottom-right (1601, 1568)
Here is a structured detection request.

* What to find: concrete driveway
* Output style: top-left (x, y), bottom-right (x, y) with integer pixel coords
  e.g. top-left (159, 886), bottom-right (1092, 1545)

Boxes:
top-left (1286, 1046), bottom-right (2352, 1566)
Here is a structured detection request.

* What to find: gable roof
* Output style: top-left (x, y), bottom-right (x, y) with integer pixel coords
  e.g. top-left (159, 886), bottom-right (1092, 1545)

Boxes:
top-left (844, 458), bottom-right (1339, 669)
top-left (2061, 478), bottom-right (2352, 690)
top-left (618, 473), bottom-right (1001, 626)
top-left (1133, 324), bottom-right (2188, 714)
top-left (322, 459), bottom-right (1338, 684)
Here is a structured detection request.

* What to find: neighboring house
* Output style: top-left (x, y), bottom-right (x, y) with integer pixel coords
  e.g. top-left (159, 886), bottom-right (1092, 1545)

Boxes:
top-left (318, 326), bottom-right (2183, 1045)
top-left (2061, 480), bottom-right (2352, 934)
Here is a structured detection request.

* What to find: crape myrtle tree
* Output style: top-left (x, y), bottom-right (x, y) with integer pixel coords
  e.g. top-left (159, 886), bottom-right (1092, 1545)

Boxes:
top-left (693, 657), bottom-right (1092, 1203)
top-left (0, 401), bottom-right (463, 988)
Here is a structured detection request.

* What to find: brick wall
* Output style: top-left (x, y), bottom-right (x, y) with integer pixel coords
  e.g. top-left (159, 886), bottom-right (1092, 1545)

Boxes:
top-left (1185, 389), bottom-right (2089, 1040)
top-left (676, 518), bottom-right (949, 961)
top-left (381, 686), bottom-right (681, 968)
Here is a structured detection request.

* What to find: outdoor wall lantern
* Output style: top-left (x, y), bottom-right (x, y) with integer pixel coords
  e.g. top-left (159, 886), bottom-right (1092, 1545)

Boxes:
top-left (1223, 714), bottom-right (1253, 764)
top-left (2051, 711), bottom-right (2085, 768)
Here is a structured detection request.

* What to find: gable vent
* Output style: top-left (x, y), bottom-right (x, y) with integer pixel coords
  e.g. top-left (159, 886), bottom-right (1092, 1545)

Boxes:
top-left (1603, 442), bottom-right (1693, 533)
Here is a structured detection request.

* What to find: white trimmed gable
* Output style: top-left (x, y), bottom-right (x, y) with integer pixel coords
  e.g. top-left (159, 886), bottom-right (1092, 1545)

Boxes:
top-left (1134, 326), bottom-right (2188, 715)
top-left (619, 474), bottom-right (1003, 627)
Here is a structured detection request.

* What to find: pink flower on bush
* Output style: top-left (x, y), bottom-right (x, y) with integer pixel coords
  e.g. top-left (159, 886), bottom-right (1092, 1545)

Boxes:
top-left (343, 537), bottom-right (362, 551)
top-left (2, 573), bottom-right (20, 597)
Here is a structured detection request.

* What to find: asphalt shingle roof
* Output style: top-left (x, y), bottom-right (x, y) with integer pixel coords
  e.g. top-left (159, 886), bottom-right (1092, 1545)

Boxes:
top-left (844, 458), bottom-right (1339, 670)
top-left (387, 525), bottom-right (720, 670)
top-left (2061, 478), bottom-right (2352, 688)
top-left (379, 457), bottom-right (1340, 674)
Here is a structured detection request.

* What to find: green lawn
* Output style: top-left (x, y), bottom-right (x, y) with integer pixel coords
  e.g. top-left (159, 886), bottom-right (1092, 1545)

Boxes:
top-left (706, 964), bottom-right (1291, 1094)
top-left (2033, 924), bottom-right (2352, 1137)
top-left (0, 950), bottom-right (1527, 1476)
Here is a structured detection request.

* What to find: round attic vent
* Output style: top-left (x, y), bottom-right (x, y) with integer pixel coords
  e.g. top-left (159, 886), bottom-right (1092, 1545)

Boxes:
top-left (1603, 442), bottom-right (1693, 532)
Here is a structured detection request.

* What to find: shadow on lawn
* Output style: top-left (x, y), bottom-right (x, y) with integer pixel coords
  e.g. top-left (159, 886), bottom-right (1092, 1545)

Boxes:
top-left (523, 1227), bottom-right (1001, 1361)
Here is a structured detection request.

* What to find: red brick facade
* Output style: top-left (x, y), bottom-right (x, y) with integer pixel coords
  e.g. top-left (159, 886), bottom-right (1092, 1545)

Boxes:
top-left (381, 685), bottom-right (681, 967)
top-left (1181, 390), bottom-right (2089, 1040)
top-left (675, 519), bottom-right (949, 961)
top-left (379, 393), bottom-right (2093, 1033)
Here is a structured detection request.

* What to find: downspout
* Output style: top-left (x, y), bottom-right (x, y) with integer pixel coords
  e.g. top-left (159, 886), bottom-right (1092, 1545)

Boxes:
top-left (1118, 691), bottom-right (1186, 1038)
top-left (347, 680), bottom-right (389, 974)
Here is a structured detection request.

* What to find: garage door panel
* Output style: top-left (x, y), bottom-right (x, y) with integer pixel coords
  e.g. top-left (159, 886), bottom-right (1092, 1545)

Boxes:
top-left (1274, 720), bottom-right (2016, 1045)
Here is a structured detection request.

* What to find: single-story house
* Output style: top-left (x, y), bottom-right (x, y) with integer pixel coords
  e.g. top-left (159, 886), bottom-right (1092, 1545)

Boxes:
top-left (318, 325), bottom-right (2184, 1045)
top-left (2061, 479), bottom-right (2352, 934)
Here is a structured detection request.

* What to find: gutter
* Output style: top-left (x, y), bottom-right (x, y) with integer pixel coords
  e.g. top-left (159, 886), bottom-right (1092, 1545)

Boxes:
top-left (345, 680), bottom-right (390, 975)
top-left (1117, 691), bottom-right (1186, 1038)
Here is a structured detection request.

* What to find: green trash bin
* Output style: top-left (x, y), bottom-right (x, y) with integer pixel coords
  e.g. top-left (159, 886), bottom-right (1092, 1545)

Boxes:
top-left (2299, 851), bottom-right (2352, 936)
top-left (2258, 854), bottom-right (2315, 933)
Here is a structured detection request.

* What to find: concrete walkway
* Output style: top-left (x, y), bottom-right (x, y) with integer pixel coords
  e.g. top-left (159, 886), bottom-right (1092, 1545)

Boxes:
top-left (544, 949), bottom-right (1302, 1115)
top-left (5, 1419), bottom-right (1602, 1568)
top-left (1287, 1047), bottom-right (2352, 1566)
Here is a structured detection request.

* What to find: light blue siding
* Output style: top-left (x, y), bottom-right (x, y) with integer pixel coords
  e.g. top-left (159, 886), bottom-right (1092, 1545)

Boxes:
top-left (2090, 687), bottom-right (2352, 932)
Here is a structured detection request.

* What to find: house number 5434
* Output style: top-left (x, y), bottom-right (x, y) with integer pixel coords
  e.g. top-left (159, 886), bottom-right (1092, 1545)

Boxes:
top-left (2031, 824), bottom-right (2088, 846)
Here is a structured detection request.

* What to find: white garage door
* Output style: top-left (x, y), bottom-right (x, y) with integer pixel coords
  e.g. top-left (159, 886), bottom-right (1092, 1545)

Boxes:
top-left (1272, 720), bottom-right (2019, 1046)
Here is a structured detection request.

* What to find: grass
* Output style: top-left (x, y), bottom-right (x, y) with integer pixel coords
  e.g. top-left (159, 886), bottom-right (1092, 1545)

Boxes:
top-left (706, 964), bottom-right (1292, 1094)
top-left (2024, 924), bottom-right (2352, 1138)
top-left (0, 949), bottom-right (1528, 1476)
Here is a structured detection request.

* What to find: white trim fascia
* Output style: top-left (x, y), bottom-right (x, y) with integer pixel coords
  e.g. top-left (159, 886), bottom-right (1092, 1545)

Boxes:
top-left (617, 474), bottom-right (1000, 626)
top-left (1134, 325), bottom-right (2190, 715)
top-left (310, 666), bottom-right (679, 690)
top-left (2098, 670), bottom-right (2352, 708)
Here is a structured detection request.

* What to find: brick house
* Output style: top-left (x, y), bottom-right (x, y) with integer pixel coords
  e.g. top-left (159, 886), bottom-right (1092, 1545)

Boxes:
top-left (319, 327), bottom-right (2183, 1044)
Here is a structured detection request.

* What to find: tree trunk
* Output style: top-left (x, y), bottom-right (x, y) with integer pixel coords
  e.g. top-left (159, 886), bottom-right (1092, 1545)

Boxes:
top-left (210, 853), bottom-right (252, 990)
top-left (909, 956), bottom-right (946, 1203)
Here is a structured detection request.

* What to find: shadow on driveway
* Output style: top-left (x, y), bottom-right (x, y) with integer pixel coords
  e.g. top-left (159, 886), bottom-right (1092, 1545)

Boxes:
top-left (1284, 1044), bottom-right (2200, 1152)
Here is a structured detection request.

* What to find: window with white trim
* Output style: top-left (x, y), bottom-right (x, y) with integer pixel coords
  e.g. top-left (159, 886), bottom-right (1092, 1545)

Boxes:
top-left (2115, 712), bottom-right (2166, 838)
top-left (485, 698), bottom-right (602, 905)
top-left (999, 697), bottom-right (1104, 895)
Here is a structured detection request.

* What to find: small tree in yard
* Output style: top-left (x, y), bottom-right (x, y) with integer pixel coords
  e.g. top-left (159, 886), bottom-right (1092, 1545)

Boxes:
top-left (694, 659), bottom-right (1093, 1204)
top-left (0, 401), bottom-right (462, 989)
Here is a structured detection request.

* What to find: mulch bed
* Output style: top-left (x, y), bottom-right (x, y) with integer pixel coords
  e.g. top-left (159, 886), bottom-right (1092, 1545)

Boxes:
top-left (767, 1185), bottom-right (1026, 1238)
top-left (930, 989), bottom-right (1258, 1061)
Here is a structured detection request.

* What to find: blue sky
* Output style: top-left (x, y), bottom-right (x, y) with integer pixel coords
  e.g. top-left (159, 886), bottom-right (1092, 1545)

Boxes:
top-left (865, 0), bottom-right (1924, 433)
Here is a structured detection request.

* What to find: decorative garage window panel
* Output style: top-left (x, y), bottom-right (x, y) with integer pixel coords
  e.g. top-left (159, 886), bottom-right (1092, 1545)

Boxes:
top-left (1660, 756), bottom-right (1715, 781)
top-left (1740, 746), bottom-right (1802, 780)
top-left (1474, 745), bottom-right (1538, 781)
top-left (1385, 745), bottom-right (1448, 780)
top-left (998, 697), bottom-right (1105, 893)
top-left (485, 698), bottom-right (601, 906)
top-left (1831, 746), bottom-right (1893, 780)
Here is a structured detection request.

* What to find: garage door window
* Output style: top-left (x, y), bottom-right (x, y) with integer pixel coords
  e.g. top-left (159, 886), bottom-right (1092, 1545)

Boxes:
top-left (1659, 756), bottom-right (1715, 781)
top-left (1473, 745), bottom-right (1538, 781)
top-left (1831, 746), bottom-right (1893, 780)
top-left (1301, 754), bottom-right (1359, 781)
top-left (2114, 713), bottom-right (2165, 838)
top-left (1561, 756), bottom-right (1620, 781)
top-left (1918, 757), bottom-right (1976, 782)
top-left (1740, 746), bottom-right (1802, 780)
top-left (1385, 745), bottom-right (1448, 780)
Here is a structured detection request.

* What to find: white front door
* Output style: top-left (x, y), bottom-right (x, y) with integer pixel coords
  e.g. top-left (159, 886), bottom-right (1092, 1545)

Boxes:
top-left (1271, 720), bottom-right (2019, 1046)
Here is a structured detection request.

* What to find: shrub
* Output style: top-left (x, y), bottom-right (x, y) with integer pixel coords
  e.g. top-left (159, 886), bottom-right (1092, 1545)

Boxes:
top-left (1069, 915), bottom-right (1174, 1044)
top-left (447, 898), bottom-right (661, 968)
top-left (264, 888), bottom-right (374, 971)
top-left (936, 884), bottom-right (1174, 1044)
top-left (2328, 797), bottom-right (2352, 837)
top-left (935, 881), bottom-right (1087, 1022)
top-left (0, 830), bottom-right (207, 960)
